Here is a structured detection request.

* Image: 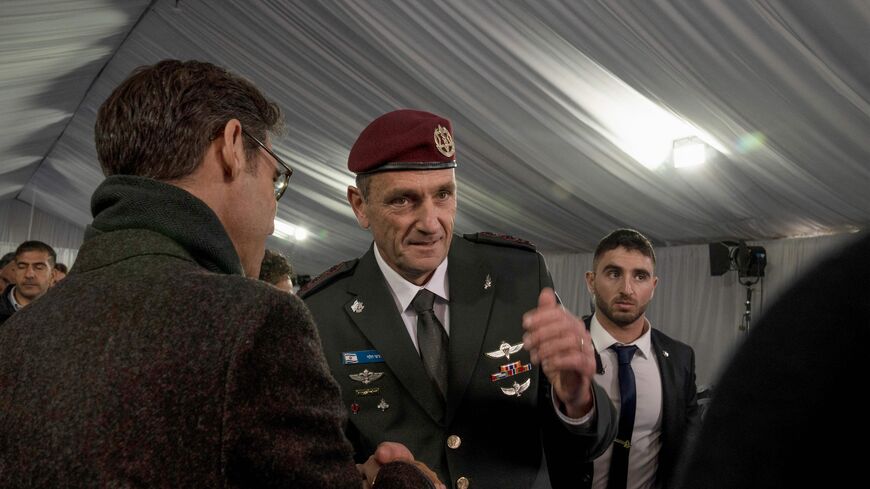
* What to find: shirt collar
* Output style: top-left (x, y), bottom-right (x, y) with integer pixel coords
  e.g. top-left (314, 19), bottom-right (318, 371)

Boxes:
top-left (8, 286), bottom-right (23, 311)
top-left (373, 243), bottom-right (449, 312)
top-left (590, 313), bottom-right (654, 360)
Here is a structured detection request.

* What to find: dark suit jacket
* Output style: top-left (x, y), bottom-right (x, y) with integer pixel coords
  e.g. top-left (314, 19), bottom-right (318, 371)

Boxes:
top-left (579, 316), bottom-right (700, 489)
top-left (303, 234), bottom-right (617, 489)
top-left (676, 232), bottom-right (870, 489)
top-left (0, 284), bottom-right (15, 325)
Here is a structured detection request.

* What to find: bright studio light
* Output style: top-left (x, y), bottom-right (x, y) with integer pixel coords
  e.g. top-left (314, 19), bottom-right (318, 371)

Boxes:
top-left (673, 136), bottom-right (707, 168)
top-left (273, 218), bottom-right (308, 241)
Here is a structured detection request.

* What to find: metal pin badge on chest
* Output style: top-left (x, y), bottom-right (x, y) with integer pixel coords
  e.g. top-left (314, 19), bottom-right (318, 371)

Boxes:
top-left (350, 299), bottom-right (365, 313)
top-left (484, 274), bottom-right (493, 290)
top-left (349, 369), bottom-right (384, 385)
top-left (663, 350), bottom-right (669, 357)
top-left (377, 398), bottom-right (390, 412)
top-left (500, 378), bottom-right (531, 397)
top-left (486, 340), bottom-right (523, 360)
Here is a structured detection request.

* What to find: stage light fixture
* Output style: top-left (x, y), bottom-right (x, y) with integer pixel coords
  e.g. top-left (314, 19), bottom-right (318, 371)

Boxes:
top-left (709, 241), bottom-right (767, 278)
top-left (673, 136), bottom-right (707, 168)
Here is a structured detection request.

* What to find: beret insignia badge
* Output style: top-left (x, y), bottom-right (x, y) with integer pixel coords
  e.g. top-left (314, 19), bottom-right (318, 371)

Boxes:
top-left (434, 125), bottom-right (455, 158)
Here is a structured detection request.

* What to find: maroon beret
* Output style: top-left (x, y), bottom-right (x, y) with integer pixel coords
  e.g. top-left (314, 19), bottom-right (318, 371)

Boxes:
top-left (348, 109), bottom-right (457, 174)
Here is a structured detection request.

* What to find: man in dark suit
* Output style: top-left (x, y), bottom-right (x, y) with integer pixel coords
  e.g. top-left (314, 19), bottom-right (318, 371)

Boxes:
top-left (301, 109), bottom-right (617, 489)
top-left (0, 60), bottom-right (436, 488)
top-left (580, 229), bottom-right (699, 489)
top-left (675, 232), bottom-right (870, 489)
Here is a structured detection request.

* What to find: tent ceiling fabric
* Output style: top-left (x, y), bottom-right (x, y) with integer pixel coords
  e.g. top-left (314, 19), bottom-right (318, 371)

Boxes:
top-left (2, 0), bottom-right (868, 275)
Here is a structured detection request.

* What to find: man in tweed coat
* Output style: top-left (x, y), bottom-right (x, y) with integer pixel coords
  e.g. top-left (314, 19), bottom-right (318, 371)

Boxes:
top-left (0, 60), bottom-right (437, 488)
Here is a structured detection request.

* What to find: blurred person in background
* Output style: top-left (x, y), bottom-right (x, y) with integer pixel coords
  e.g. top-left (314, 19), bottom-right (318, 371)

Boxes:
top-left (0, 241), bottom-right (56, 325)
top-left (259, 248), bottom-right (295, 293)
top-left (0, 252), bottom-right (16, 290)
top-left (52, 262), bottom-right (68, 285)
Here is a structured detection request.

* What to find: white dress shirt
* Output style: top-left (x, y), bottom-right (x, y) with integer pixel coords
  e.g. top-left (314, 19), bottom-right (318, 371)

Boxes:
top-left (8, 286), bottom-right (23, 311)
top-left (373, 244), bottom-right (595, 424)
top-left (590, 314), bottom-right (663, 489)
top-left (373, 243), bottom-right (450, 352)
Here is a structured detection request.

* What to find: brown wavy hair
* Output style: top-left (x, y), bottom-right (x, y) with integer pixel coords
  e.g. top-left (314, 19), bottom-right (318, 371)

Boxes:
top-left (95, 59), bottom-right (283, 179)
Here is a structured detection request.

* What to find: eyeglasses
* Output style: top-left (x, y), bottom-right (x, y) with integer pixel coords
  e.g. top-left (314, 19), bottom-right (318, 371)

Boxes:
top-left (242, 128), bottom-right (294, 201)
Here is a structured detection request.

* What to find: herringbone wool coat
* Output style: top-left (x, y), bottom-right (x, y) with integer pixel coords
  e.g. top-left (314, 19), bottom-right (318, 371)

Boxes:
top-left (0, 177), bottom-right (386, 488)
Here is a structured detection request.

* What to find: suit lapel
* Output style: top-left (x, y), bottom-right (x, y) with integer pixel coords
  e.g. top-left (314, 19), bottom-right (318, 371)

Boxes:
top-left (346, 247), bottom-right (446, 423)
top-left (652, 331), bottom-right (678, 441)
top-left (445, 238), bottom-right (495, 424)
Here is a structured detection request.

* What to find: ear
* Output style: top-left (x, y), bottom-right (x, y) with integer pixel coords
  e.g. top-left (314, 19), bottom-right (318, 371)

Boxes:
top-left (347, 186), bottom-right (370, 229)
top-left (218, 118), bottom-right (245, 180)
top-left (584, 270), bottom-right (595, 295)
top-left (650, 275), bottom-right (658, 299)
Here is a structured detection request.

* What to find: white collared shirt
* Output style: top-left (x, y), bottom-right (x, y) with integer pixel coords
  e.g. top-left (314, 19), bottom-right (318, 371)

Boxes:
top-left (373, 243), bottom-right (450, 352)
top-left (590, 314), bottom-right (663, 489)
top-left (374, 243), bottom-right (596, 424)
top-left (8, 286), bottom-right (23, 311)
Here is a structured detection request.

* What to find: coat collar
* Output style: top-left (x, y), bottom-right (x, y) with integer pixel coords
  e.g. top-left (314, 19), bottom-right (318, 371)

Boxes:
top-left (86, 175), bottom-right (243, 276)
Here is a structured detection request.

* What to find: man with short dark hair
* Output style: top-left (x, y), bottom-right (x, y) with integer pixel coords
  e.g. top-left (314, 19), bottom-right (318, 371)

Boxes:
top-left (302, 109), bottom-right (617, 489)
top-left (0, 60), bottom-right (435, 488)
top-left (259, 248), bottom-right (295, 293)
top-left (0, 241), bottom-right (56, 325)
top-left (52, 262), bottom-right (68, 285)
top-left (580, 229), bottom-right (699, 489)
top-left (0, 252), bottom-right (16, 291)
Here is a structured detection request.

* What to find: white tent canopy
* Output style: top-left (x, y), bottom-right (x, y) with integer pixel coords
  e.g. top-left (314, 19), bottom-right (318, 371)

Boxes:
top-left (2, 1), bottom-right (868, 383)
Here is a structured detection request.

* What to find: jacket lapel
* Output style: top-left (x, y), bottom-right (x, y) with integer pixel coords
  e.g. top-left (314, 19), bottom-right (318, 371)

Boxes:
top-left (652, 331), bottom-right (677, 440)
top-left (445, 238), bottom-right (495, 424)
top-left (346, 247), bottom-right (446, 423)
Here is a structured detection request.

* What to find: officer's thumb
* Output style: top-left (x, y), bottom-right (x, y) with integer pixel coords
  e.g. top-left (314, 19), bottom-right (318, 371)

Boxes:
top-left (537, 287), bottom-right (558, 309)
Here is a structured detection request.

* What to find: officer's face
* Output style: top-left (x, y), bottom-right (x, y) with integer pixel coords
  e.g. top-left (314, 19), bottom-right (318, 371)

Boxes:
top-left (349, 169), bottom-right (457, 285)
top-left (585, 246), bottom-right (657, 329)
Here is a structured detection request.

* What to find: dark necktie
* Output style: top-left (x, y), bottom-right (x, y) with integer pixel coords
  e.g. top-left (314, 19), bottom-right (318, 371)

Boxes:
top-left (411, 289), bottom-right (448, 399)
top-left (608, 344), bottom-right (638, 489)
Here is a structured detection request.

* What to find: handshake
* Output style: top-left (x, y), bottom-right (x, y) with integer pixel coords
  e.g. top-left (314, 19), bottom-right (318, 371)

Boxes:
top-left (358, 442), bottom-right (445, 489)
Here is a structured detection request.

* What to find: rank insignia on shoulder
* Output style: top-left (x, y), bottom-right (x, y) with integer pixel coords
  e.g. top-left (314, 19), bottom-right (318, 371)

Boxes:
top-left (500, 378), bottom-right (531, 397)
top-left (463, 232), bottom-right (537, 251)
top-left (486, 340), bottom-right (523, 360)
top-left (343, 349), bottom-right (383, 365)
top-left (298, 258), bottom-right (359, 299)
top-left (349, 369), bottom-right (384, 385)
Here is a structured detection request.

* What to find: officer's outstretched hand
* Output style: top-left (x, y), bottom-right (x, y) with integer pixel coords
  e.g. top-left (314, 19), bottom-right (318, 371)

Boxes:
top-left (522, 287), bottom-right (596, 418)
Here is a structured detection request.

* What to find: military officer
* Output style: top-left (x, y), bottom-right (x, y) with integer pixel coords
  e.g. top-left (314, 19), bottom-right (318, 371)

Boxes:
top-left (301, 109), bottom-right (617, 489)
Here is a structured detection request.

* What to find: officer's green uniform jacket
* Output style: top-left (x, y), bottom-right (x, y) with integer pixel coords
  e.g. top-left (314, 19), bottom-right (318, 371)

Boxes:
top-left (302, 233), bottom-right (617, 489)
